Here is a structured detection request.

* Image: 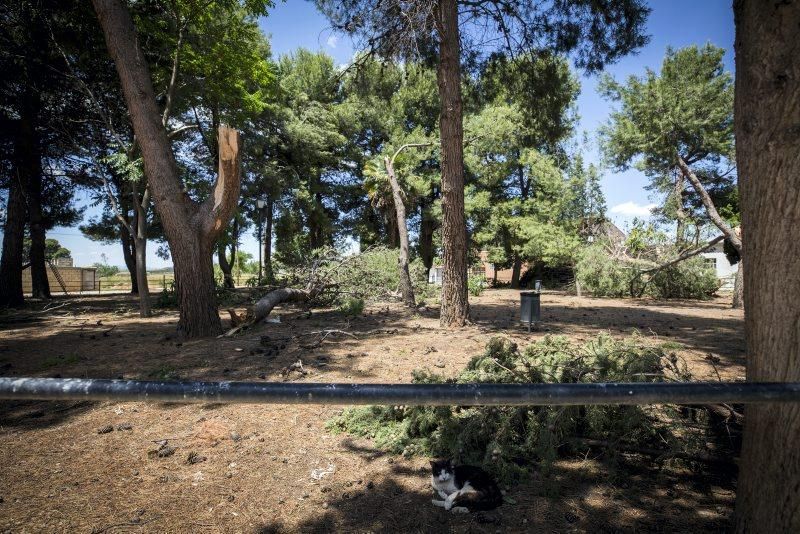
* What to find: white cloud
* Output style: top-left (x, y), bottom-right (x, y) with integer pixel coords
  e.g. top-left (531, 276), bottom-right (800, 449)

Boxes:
top-left (609, 201), bottom-right (657, 217)
top-left (326, 35), bottom-right (339, 49)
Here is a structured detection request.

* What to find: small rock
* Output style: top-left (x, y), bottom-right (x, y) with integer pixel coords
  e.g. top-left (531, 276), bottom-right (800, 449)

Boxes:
top-left (433, 360), bottom-right (445, 368)
top-left (97, 425), bottom-right (114, 434)
top-left (227, 495), bottom-right (235, 502)
top-left (366, 481), bottom-right (374, 489)
top-left (322, 502), bottom-right (329, 509)
top-left (132, 470), bottom-right (139, 476)
top-left (321, 486), bottom-right (331, 493)
top-left (259, 437), bottom-right (265, 442)
top-left (234, 348), bottom-right (243, 352)
top-left (116, 422), bottom-right (133, 431)
top-left (230, 432), bottom-right (241, 442)
top-left (278, 498), bottom-right (285, 504)
top-left (226, 473), bottom-right (233, 479)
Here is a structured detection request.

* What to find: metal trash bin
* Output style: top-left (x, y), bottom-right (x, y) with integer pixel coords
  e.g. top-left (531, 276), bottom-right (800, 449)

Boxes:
top-left (520, 282), bottom-right (542, 332)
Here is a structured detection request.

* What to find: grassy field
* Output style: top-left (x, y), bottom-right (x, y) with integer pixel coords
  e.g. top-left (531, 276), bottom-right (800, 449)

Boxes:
top-left (98, 271), bottom-right (258, 291)
top-left (98, 272), bottom-right (175, 291)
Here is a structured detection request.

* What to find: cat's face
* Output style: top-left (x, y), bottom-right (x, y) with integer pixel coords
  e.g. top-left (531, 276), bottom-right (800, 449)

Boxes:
top-left (430, 459), bottom-right (454, 482)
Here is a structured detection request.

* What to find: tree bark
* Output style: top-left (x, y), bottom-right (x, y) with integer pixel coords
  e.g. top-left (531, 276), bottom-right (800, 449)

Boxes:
top-left (419, 204), bottom-right (436, 279)
top-left (384, 144), bottom-right (428, 308)
top-left (132, 187), bottom-right (151, 317)
top-left (217, 241), bottom-right (235, 289)
top-left (18, 102), bottom-right (50, 300)
top-left (510, 256), bottom-right (522, 289)
top-left (733, 2), bottom-right (800, 532)
top-left (253, 287), bottom-right (310, 323)
top-left (119, 222), bottom-right (138, 295)
top-left (435, 0), bottom-right (469, 326)
top-left (263, 195), bottom-right (274, 284)
top-left (677, 156), bottom-right (742, 253)
top-left (732, 259), bottom-right (743, 309)
top-left (0, 171), bottom-right (26, 307)
top-left (93, 0), bottom-right (241, 337)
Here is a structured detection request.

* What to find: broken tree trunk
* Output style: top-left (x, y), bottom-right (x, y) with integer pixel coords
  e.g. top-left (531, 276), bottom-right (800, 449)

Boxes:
top-left (384, 143), bottom-right (430, 308)
top-left (253, 288), bottom-right (311, 324)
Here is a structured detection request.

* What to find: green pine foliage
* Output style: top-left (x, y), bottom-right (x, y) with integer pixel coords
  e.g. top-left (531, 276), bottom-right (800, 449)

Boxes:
top-left (575, 244), bottom-right (720, 299)
top-left (328, 335), bottom-right (710, 483)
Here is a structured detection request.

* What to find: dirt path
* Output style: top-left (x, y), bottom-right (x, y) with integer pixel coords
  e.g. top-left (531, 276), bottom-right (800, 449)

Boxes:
top-left (0, 289), bottom-right (744, 532)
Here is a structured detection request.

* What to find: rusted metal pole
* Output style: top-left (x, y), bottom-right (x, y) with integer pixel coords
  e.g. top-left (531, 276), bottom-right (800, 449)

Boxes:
top-left (1, 378), bottom-right (800, 406)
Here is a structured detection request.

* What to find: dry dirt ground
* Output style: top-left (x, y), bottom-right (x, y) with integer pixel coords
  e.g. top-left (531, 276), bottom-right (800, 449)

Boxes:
top-left (0, 289), bottom-right (745, 533)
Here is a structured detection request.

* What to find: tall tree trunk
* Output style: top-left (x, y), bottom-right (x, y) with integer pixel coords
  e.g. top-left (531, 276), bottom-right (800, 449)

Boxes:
top-left (420, 205), bottom-right (436, 279)
top-left (732, 260), bottom-right (743, 309)
top-left (574, 263), bottom-right (582, 298)
top-left (133, 236), bottom-right (150, 316)
top-left (510, 256), bottom-right (522, 289)
top-left (263, 195), bottom-right (274, 284)
top-left (435, 0), bottom-right (469, 326)
top-left (676, 157), bottom-right (743, 308)
top-left (733, 2), bottom-right (800, 532)
top-left (677, 157), bottom-right (742, 253)
top-left (93, 0), bottom-right (241, 338)
top-left (384, 153), bottom-right (416, 308)
top-left (132, 187), bottom-right (151, 317)
top-left (20, 116), bottom-right (49, 300)
top-left (120, 223), bottom-right (138, 295)
top-left (217, 242), bottom-right (235, 289)
top-left (0, 171), bottom-right (26, 307)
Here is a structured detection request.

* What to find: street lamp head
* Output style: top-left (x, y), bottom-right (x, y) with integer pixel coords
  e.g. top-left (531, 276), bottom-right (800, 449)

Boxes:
top-left (256, 199), bottom-right (267, 209)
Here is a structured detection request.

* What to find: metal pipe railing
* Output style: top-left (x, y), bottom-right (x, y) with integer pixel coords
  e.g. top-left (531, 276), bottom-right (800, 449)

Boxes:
top-left (1, 377), bottom-right (800, 406)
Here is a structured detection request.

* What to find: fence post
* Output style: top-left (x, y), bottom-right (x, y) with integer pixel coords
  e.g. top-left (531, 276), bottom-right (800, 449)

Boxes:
top-left (162, 275), bottom-right (166, 290)
top-left (98, 280), bottom-right (101, 295)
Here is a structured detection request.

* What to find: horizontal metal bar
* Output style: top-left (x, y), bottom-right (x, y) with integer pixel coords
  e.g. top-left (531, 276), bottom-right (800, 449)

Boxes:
top-left (1, 377), bottom-right (800, 406)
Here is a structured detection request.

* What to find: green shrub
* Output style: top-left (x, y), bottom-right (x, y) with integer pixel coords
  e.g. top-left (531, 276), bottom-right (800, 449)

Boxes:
top-left (328, 335), bottom-right (707, 483)
top-left (338, 297), bottom-right (365, 316)
top-left (467, 275), bottom-right (485, 296)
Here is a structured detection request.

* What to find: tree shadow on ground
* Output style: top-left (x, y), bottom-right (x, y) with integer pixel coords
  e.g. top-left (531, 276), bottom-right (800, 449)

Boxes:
top-left (470, 298), bottom-right (744, 367)
top-left (0, 399), bottom-right (97, 430)
top-left (257, 438), bottom-right (735, 534)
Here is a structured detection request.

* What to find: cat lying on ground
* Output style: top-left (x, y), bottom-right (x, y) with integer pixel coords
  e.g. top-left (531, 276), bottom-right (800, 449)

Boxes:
top-left (430, 459), bottom-right (503, 513)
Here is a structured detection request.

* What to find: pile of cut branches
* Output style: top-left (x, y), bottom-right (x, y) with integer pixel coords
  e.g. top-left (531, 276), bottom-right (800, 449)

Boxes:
top-left (328, 334), bottom-right (740, 482)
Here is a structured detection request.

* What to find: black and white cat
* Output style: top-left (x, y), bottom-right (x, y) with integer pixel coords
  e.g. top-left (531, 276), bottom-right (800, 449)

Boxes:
top-left (430, 459), bottom-right (503, 513)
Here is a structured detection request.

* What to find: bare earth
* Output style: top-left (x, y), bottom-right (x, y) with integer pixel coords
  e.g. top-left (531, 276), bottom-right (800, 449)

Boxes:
top-left (0, 289), bottom-right (745, 533)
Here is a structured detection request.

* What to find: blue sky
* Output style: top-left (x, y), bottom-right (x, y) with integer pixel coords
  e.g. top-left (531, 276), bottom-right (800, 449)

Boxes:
top-left (32, 0), bottom-right (735, 269)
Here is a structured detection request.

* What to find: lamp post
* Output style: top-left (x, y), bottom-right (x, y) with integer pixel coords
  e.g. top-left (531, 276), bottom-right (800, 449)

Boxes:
top-left (256, 198), bottom-right (266, 285)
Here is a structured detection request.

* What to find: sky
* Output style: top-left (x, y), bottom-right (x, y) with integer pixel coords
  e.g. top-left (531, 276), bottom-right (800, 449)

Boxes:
top-left (22, 0), bottom-right (735, 269)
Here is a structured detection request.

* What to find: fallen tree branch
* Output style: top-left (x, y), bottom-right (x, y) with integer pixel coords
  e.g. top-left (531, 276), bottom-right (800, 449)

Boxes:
top-left (640, 235), bottom-right (725, 275)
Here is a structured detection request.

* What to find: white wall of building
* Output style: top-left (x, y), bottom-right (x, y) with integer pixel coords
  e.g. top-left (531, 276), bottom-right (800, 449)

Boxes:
top-left (701, 242), bottom-right (739, 289)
